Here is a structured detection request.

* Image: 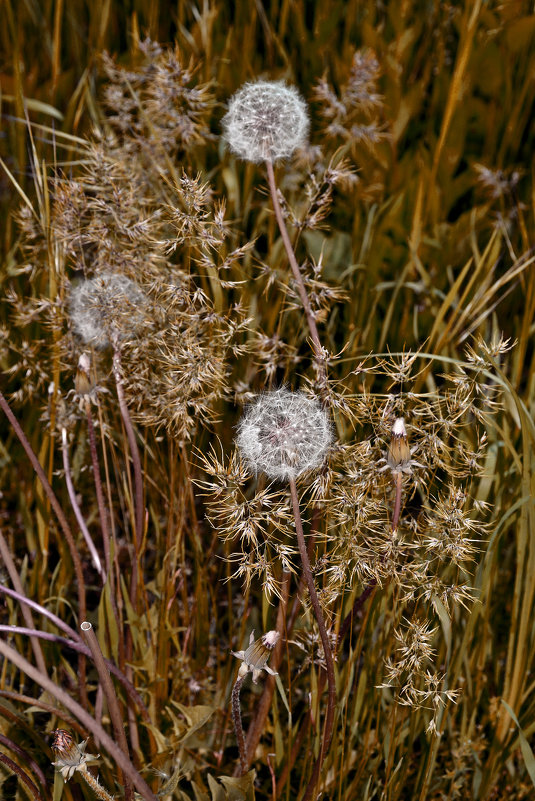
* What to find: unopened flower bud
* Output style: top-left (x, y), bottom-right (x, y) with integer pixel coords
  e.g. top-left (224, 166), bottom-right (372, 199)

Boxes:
top-left (387, 417), bottom-right (411, 471)
top-left (74, 352), bottom-right (94, 396)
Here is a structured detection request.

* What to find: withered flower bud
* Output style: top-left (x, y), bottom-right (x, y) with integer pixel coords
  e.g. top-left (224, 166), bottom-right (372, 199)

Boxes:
top-left (231, 629), bottom-right (280, 684)
top-left (74, 352), bottom-right (94, 397)
top-left (51, 729), bottom-right (94, 781)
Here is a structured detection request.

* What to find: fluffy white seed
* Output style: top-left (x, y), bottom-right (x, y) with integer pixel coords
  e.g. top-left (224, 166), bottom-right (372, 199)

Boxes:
top-left (236, 388), bottom-right (332, 481)
top-left (69, 272), bottom-right (146, 348)
top-left (222, 80), bottom-right (309, 164)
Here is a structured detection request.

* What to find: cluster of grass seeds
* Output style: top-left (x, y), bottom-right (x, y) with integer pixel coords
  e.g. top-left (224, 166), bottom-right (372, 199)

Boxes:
top-left (0, 3), bottom-right (535, 801)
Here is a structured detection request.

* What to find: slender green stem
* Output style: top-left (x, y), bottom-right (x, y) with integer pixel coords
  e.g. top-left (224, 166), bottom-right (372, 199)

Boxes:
top-left (288, 477), bottom-right (336, 801)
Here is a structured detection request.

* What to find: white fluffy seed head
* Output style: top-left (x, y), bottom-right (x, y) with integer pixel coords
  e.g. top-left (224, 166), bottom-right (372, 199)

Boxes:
top-left (222, 80), bottom-right (309, 164)
top-left (69, 272), bottom-right (146, 349)
top-left (236, 388), bottom-right (332, 481)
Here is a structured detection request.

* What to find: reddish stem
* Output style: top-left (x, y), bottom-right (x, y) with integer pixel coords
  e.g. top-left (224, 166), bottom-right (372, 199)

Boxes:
top-left (289, 477), bottom-right (336, 801)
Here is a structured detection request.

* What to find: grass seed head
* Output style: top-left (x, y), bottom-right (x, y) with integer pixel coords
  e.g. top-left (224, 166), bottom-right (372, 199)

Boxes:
top-left (222, 80), bottom-right (309, 164)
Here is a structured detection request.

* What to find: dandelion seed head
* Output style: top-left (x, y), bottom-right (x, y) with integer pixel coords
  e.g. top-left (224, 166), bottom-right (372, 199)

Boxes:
top-left (69, 272), bottom-right (146, 348)
top-left (222, 80), bottom-right (309, 164)
top-left (236, 388), bottom-right (332, 481)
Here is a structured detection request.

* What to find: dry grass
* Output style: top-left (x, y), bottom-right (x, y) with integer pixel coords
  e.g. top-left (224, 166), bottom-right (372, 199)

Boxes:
top-left (0, 2), bottom-right (534, 800)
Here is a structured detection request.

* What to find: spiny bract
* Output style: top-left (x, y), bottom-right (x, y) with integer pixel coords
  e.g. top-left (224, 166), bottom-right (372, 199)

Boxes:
top-left (222, 80), bottom-right (309, 164)
top-left (236, 388), bottom-right (332, 481)
top-left (69, 272), bottom-right (147, 349)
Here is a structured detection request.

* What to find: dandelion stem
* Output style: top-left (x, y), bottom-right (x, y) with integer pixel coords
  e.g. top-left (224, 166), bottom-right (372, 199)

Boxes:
top-left (288, 476), bottom-right (336, 801)
top-left (0, 390), bottom-right (87, 620)
top-left (0, 751), bottom-right (43, 801)
top-left (85, 401), bottom-right (112, 578)
top-left (0, 389), bottom-right (88, 708)
top-left (80, 621), bottom-right (134, 801)
top-left (231, 674), bottom-right (247, 775)
top-left (392, 471), bottom-right (403, 531)
top-left (242, 570), bottom-right (290, 771)
top-left (265, 159), bottom-right (324, 364)
top-left (112, 346), bottom-right (144, 552)
top-left (77, 764), bottom-right (115, 801)
top-left (62, 429), bottom-right (105, 582)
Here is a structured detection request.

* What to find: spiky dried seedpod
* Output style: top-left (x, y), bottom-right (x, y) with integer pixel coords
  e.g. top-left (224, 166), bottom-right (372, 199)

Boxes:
top-left (222, 80), bottom-right (309, 164)
top-left (236, 388), bottom-right (332, 481)
top-left (69, 272), bottom-right (147, 348)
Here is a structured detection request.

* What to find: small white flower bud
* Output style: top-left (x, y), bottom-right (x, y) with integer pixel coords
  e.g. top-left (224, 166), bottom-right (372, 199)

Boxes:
top-left (236, 388), bottom-right (332, 481)
top-left (69, 272), bottom-right (146, 349)
top-left (222, 80), bottom-right (309, 164)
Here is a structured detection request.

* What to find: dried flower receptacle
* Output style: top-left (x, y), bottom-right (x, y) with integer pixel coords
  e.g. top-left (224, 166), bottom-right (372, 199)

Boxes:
top-left (231, 629), bottom-right (280, 775)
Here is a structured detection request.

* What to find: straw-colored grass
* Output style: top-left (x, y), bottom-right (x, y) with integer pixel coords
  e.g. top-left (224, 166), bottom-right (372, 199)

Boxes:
top-left (0, 2), bottom-right (534, 800)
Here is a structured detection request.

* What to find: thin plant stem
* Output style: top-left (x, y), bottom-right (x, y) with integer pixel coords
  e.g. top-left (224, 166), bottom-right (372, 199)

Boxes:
top-left (77, 764), bottom-right (115, 801)
top-left (0, 732), bottom-right (48, 796)
top-left (265, 159), bottom-right (323, 363)
top-left (0, 388), bottom-right (88, 708)
top-left (0, 390), bottom-right (87, 621)
top-left (112, 344), bottom-right (144, 762)
top-left (277, 581), bottom-right (377, 798)
top-left (0, 584), bottom-right (82, 641)
top-left (112, 345), bottom-right (144, 552)
top-left (0, 625), bottom-right (151, 722)
top-left (0, 531), bottom-right (48, 676)
top-left (392, 471), bottom-right (403, 531)
top-left (62, 428), bottom-right (105, 581)
top-left (80, 621), bottom-right (134, 801)
top-left (0, 752), bottom-right (43, 801)
top-left (242, 570), bottom-right (290, 769)
top-left (85, 401), bottom-right (112, 578)
top-left (288, 476), bottom-right (336, 801)
top-left (0, 638), bottom-right (158, 801)
top-left (231, 675), bottom-right (247, 775)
